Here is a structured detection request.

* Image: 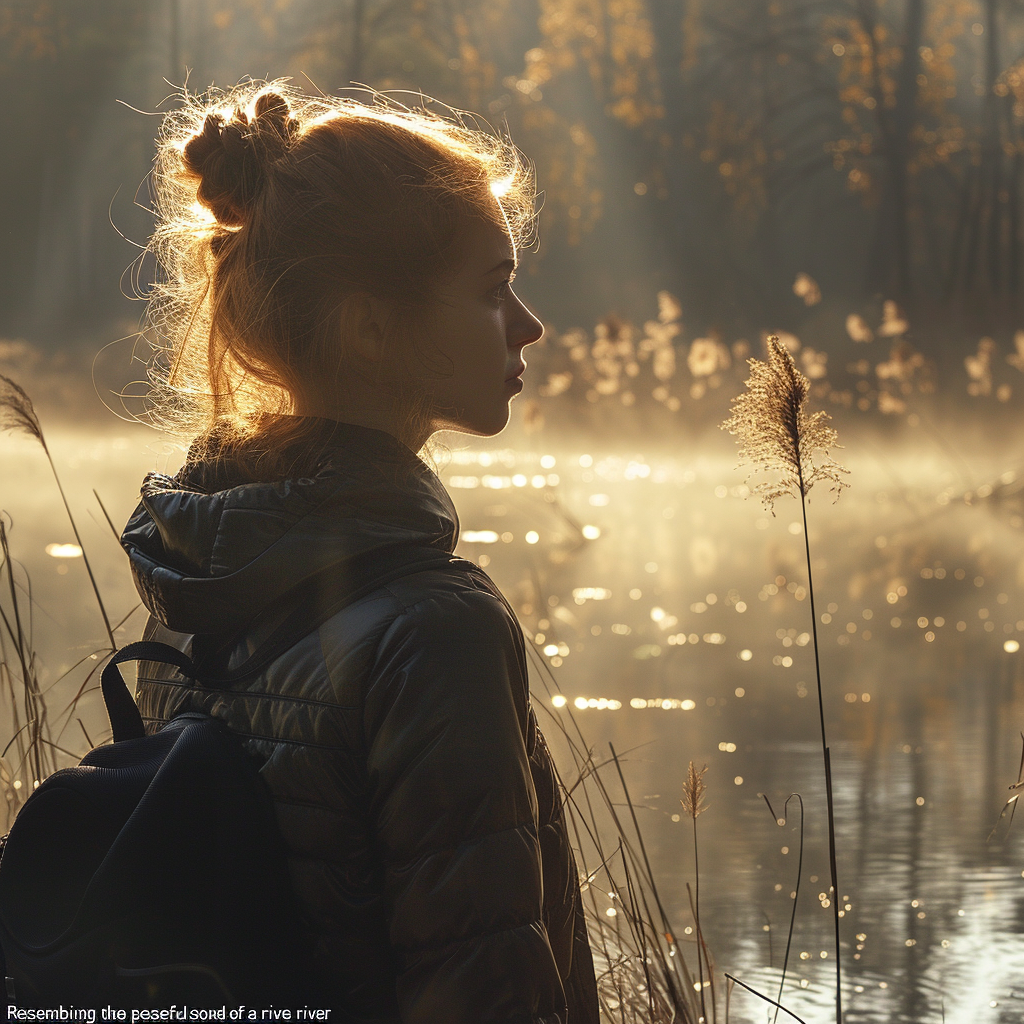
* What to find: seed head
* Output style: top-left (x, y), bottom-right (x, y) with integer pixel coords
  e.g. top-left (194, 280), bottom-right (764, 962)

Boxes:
top-left (681, 761), bottom-right (709, 820)
top-left (722, 336), bottom-right (848, 513)
top-left (0, 375), bottom-right (46, 452)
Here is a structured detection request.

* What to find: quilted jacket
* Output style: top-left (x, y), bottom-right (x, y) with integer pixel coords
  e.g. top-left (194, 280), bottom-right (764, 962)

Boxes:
top-left (120, 419), bottom-right (600, 1023)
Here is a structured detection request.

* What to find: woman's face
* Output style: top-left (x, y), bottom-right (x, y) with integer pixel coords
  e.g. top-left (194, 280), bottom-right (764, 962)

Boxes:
top-left (414, 214), bottom-right (544, 439)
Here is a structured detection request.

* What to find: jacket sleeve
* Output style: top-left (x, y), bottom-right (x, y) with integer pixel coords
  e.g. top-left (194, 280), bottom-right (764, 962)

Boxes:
top-left (363, 585), bottom-right (568, 1023)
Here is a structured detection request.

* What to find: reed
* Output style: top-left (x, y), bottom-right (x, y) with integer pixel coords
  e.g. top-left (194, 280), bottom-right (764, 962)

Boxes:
top-left (681, 761), bottom-right (709, 1022)
top-left (988, 732), bottom-right (1024, 842)
top-left (0, 518), bottom-right (61, 832)
top-left (722, 335), bottom-right (849, 1022)
top-left (0, 376), bottom-right (122, 830)
top-left (527, 649), bottom-right (709, 1023)
top-left (0, 375), bottom-right (115, 651)
top-left (521, 527), bottom-right (830, 1024)
top-left (761, 793), bottom-right (805, 1023)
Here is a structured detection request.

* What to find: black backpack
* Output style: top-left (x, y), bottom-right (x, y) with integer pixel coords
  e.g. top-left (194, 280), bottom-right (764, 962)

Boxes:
top-left (0, 547), bottom-right (457, 1009)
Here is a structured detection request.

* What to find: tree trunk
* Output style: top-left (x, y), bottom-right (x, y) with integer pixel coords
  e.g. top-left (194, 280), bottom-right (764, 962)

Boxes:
top-left (349, 0), bottom-right (366, 85)
top-left (984, 0), bottom-right (1002, 298)
top-left (890, 0), bottom-right (923, 301)
top-left (646, 0), bottom-right (700, 299)
top-left (857, 0), bottom-right (921, 303)
top-left (1009, 150), bottom-right (1021, 313)
top-left (170, 0), bottom-right (181, 83)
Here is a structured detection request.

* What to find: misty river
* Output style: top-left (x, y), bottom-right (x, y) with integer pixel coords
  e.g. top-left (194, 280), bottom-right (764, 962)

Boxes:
top-left (2, 414), bottom-right (1023, 1024)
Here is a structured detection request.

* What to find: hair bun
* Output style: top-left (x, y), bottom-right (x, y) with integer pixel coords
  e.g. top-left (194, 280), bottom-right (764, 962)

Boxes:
top-left (183, 91), bottom-right (297, 228)
top-left (251, 91), bottom-right (299, 148)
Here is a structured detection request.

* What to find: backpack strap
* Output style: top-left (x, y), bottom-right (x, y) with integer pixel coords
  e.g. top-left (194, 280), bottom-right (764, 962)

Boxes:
top-left (102, 547), bottom-right (462, 743)
top-left (102, 642), bottom-right (199, 742)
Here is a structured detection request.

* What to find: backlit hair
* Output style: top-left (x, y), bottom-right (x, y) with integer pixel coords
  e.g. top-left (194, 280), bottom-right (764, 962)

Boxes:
top-left (141, 78), bottom-right (537, 477)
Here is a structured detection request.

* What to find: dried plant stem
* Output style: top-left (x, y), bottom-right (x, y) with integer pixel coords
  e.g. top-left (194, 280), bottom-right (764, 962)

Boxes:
top-left (2, 526), bottom-right (41, 788)
top-left (0, 376), bottom-right (115, 653)
top-left (608, 743), bottom-right (681, 960)
top-left (93, 489), bottom-right (122, 542)
top-left (677, 760), bottom-right (713, 1022)
top-left (0, 520), bottom-right (60, 829)
top-left (685, 883), bottom-right (716, 1024)
top-left (987, 732), bottom-right (1024, 841)
top-left (43, 448), bottom-right (116, 652)
top-left (723, 338), bottom-right (848, 1022)
top-left (691, 821), bottom-right (707, 1023)
top-left (762, 793), bottom-right (805, 1024)
top-left (798, 479), bottom-right (842, 1023)
top-left (723, 974), bottom-right (808, 1024)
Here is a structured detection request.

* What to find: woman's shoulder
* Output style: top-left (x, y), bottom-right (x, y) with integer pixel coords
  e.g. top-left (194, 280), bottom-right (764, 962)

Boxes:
top-left (309, 556), bottom-right (531, 738)
top-left (319, 554), bottom-right (520, 658)
top-left (381, 555), bottom-right (508, 613)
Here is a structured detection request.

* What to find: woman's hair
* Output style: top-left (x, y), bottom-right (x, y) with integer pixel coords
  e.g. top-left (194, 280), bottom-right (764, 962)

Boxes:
top-left (141, 78), bottom-right (537, 478)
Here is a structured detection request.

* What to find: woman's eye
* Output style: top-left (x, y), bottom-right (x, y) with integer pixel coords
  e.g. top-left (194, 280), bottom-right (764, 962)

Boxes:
top-left (492, 279), bottom-right (512, 303)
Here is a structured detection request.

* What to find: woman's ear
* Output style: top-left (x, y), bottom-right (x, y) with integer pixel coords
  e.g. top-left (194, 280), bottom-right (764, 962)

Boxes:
top-left (338, 292), bottom-right (394, 367)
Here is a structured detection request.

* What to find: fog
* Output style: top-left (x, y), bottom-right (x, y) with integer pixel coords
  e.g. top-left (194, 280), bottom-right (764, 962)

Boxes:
top-left (5, 2), bottom-right (1024, 1020)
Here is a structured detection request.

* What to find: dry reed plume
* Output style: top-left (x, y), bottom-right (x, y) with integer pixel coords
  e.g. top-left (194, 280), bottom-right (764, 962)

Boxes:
top-left (0, 376), bottom-right (44, 446)
top-left (681, 760), bottom-right (708, 820)
top-left (0, 374), bottom-right (115, 652)
top-left (722, 336), bottom-right (848, 513)
top-left (0, 375), bottom-right (129, 831)
top-left (722, 336), bottom-right (849, 1023)
top-left (681, 762), bottom-right (709, 1023)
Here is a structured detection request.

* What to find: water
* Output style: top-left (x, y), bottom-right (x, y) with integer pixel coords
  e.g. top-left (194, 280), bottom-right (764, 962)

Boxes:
top-left (2, 416), bottom-right (1023, 1022)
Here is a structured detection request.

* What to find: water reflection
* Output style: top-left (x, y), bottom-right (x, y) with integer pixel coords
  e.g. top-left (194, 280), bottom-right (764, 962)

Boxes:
top-left (447, 436), bottom-right (1024, 1022)
top-left (2, 423), bottom-right (1024, 1022)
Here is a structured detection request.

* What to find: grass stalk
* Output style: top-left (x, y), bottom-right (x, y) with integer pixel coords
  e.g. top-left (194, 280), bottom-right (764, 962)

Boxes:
top-left (798, 477), bottom-right (843, 1021)
top-left (42, 447), bottom-right (116, 652)
top-left (723, 336), bottom-right (849, 1022)
top-left (681, 761), bottom-right (709, 1022)
top-left (692, 822), bottom-right (705, 1022)
top-left (0, 519), bottom-right (61, 829)
top-left (0, 374), bottom-right (116, 653)
top-left (762, 793), bottom-right (805, 1022)
top-left (526, 620), bottom-right (705, 1021)
top-left (723, 974), bottom-right (808, 1024)
top-left (0, 377), bottom-right (125, 828)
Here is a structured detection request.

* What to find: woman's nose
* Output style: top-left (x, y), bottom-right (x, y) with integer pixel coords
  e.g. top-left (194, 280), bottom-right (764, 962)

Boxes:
top-left (512, 293), bottom-right (544, 349)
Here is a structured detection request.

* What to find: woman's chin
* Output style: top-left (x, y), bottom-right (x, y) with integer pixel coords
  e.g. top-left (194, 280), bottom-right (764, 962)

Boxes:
top-left (488, 403), bottom-right (513, 435)
top-left (429, 392), bottom-right (516, 437)
top-left (451, 409), bottom-right (511, 438)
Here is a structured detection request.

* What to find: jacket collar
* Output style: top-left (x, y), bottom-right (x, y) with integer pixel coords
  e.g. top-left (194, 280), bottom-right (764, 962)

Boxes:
top-left (121, 420), bottom-right (460, 635)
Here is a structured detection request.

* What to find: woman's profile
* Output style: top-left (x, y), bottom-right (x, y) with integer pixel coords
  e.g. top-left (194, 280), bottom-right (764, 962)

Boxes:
top-left (119, 80), bottom-right (601, 1020)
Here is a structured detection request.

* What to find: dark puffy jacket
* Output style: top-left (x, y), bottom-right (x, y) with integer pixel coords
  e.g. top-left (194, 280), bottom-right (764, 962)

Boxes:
top-left (120, 420), bottom-right (600, 1023)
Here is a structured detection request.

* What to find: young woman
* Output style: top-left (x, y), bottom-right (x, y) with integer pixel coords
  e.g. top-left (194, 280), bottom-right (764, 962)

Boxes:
top-left (120, 81), bottom-right (600, 1020)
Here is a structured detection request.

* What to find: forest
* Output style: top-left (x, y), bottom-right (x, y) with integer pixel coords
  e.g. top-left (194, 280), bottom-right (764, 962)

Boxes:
top-left (4, 0), bottom-right (1024, 358)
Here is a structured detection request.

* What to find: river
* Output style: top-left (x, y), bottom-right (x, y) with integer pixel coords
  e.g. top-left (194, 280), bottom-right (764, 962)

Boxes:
top-left (2, 414), bottom-right (1023, 1023)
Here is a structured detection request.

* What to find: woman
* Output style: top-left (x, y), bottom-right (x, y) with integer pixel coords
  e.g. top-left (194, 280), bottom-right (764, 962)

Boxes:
top-left (120, 81), bottom-right (600, 1021)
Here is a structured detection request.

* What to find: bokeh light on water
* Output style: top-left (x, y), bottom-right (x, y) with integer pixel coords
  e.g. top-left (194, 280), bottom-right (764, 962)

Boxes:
top-left (3, 415), bottom-right (1024, 1022)
top-left (441, 433), bottom-right (1024, 1022)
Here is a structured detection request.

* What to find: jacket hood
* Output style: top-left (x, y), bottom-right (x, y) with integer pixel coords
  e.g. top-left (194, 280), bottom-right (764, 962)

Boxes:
top-left (121, 420), bottom-right (461, 636)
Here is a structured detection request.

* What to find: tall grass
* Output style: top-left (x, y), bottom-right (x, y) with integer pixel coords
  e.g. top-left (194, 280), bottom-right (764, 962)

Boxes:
top-left (723, 336), bottom-right (849, 1021)
top-left (0, 366), bottom-right (843, 1021)
top-left (0, 517), bottom-right (60, 829)
top-left (0, 375), bottom-right (115, 650)
top-left (525, 603), bottom-right (816, 1024)
top-left (681, 761), bottom-right (710, 1022)
top-left (0, 375), bottom-right (123, 834)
